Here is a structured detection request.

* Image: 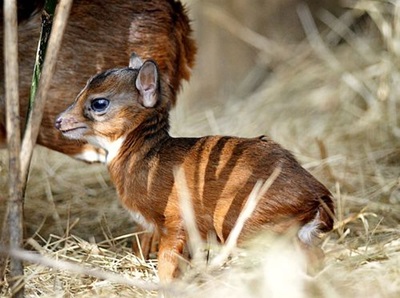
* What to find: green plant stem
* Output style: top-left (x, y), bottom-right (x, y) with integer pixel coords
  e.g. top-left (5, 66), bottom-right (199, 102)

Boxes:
top-left (27, 0), bottom-right (57, 116)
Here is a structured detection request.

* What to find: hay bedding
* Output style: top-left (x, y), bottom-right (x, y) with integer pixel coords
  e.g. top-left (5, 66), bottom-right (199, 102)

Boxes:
top-left (1, 0), bottom-right (400, 296)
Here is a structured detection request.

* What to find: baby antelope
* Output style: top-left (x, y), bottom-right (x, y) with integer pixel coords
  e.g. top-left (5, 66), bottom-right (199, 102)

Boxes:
top-left (55, 55), bottom-right (334, 282)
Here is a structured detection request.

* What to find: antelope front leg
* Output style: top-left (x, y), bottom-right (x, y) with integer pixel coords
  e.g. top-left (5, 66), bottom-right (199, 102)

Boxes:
top-left (157, 227), bottom-right (186, 283)
top-left (132, 229), bottom-right (160, 259)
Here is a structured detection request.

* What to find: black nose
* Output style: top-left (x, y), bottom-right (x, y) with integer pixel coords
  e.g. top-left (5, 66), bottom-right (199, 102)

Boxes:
top-left (55, 117), bottom-right (62, 130)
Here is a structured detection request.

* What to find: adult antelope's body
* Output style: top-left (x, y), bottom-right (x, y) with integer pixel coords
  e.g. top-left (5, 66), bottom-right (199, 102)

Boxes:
top-left (56, 56), bottom-right (335, 281)
top-left (0, 0), bottom-right (196, 162)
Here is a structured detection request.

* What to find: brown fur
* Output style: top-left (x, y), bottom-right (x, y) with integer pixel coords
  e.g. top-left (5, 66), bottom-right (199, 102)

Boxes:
top-left (0, 0), bottom-right (196, 161)
top-left (56, 60), bottom-right (334, 282)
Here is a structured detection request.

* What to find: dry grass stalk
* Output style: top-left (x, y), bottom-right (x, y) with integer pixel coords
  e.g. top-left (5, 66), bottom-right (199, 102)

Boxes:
top-left (174, 166), bottom-right (203, 263)
top-left (2, 1), bottom-right (24, 296)
top-left (0, 233), bottom-right (162, 297)
top-left (2, 2), bottom-right (73, 295)
top-left (8, 248), bottom-right (159, 292)
top-left (172, 165), bottom-right (284, 288)
top-left (209, 166), bottom-right (282, 269)
top-left (20, 0), bottom-right (73, 187)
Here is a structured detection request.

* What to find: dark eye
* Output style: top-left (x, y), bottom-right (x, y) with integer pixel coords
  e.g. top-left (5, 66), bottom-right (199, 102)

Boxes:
top-left (91, 98), bottom-right (109, 113)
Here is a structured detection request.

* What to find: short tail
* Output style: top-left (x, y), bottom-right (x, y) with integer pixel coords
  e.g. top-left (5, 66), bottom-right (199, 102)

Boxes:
top-left (317, 195), bottom-right (335, 233)
top-left (298, 195), bottom-right (335, 245)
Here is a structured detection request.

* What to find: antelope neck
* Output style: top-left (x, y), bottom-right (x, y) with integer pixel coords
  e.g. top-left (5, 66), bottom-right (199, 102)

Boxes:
top-left (107, 111), bottom-right (170, 172)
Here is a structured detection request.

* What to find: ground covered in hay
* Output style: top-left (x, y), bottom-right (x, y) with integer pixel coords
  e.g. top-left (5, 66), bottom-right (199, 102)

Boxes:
top-left (1, 0), bottom-right (400, 297)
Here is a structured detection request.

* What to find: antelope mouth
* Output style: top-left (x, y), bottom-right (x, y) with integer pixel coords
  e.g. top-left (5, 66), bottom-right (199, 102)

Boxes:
top-left (60, 126), bottom-right (88, 140)
top-left (60, 126), bottom-right (86, 133)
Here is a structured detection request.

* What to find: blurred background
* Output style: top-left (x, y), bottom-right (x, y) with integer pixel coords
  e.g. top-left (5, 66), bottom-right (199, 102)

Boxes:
top-left (182, 0), bottom-right (344, 107)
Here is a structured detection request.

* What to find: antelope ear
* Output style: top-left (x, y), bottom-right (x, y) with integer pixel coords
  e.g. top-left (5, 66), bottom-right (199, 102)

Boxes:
top-left (136, 60), bottom-right (159, 108)
top-left (129, 52), bottom-right (143, 69)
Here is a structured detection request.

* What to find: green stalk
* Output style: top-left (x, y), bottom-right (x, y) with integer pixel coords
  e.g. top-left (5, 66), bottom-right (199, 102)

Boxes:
top-left (27, 0), bottom-right (57, 115)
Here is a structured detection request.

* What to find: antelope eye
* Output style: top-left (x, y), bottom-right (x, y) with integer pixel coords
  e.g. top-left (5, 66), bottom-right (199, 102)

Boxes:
top-left (91, 98), bottom-right (109, 113)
